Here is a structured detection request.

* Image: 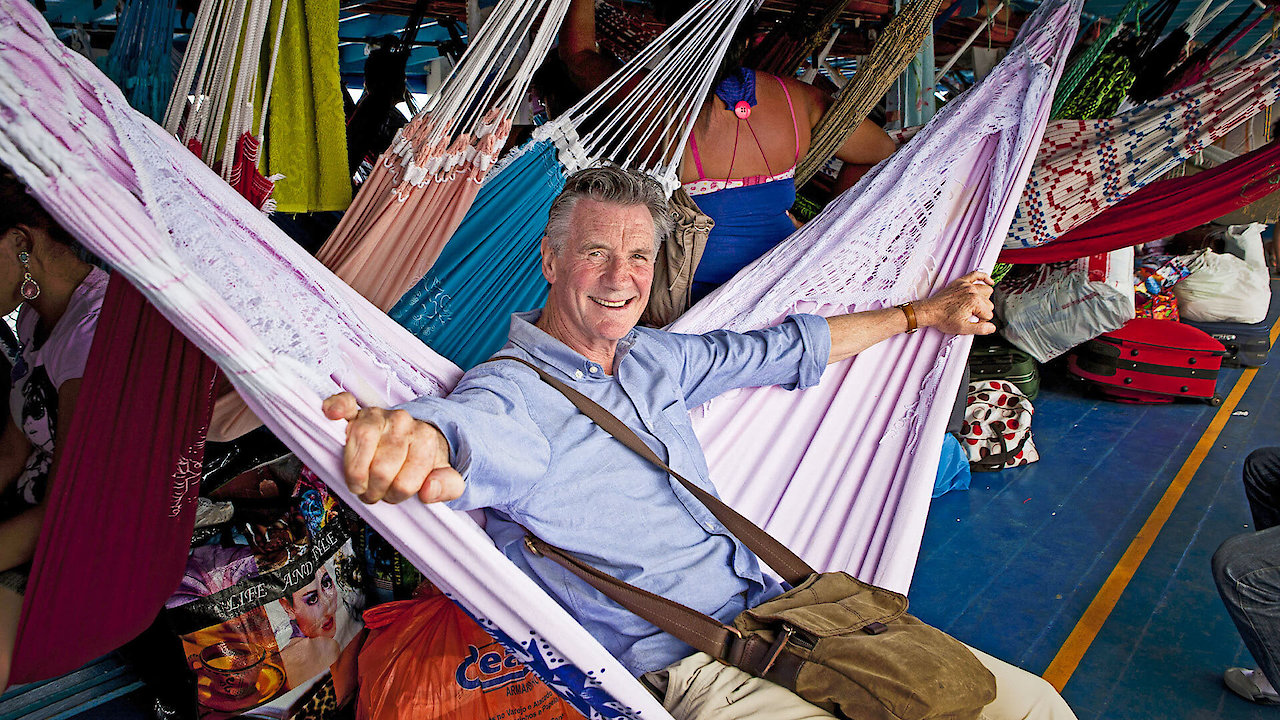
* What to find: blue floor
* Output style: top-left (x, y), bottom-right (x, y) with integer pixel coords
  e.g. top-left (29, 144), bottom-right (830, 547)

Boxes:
top-left (911, 282), bottom-right (1280, 719)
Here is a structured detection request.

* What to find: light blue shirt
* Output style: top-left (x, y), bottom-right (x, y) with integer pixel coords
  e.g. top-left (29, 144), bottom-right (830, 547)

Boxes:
top-left (399, 310), bottom-right (831, 675)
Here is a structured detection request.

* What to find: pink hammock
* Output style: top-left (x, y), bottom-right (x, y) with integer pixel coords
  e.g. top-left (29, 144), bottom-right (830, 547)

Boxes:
top-left (12, 278), bottom-right (215, 682)
top-left (1007, 44), bottom-right (1280, 250)
top-left (1000, 138), bottom-right (1280, 264)
top-left (315, 114), bottom-right (500, 309)
top-left (0, 0), bottom-right (1072, 712)
top-left (315, 0), bottom-right (571, 311)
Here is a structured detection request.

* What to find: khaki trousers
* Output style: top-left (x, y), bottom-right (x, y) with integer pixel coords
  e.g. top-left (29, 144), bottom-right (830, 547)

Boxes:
top-left (642, 645), bottom-right (1077, 720)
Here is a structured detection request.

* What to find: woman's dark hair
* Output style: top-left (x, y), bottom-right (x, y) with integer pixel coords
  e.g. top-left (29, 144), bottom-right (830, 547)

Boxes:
top-left (713, 12), bottom-right (762, 88)
top-left (0, 166), bottom-right (78, 249)
top-left (0, 165), bottom-right (99, 266)
top-left (653, 1), bottom-right (761, 89)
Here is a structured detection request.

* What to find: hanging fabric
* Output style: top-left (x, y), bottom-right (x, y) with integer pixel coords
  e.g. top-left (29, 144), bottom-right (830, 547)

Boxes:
top-left (314, 0), bottom-right (573, 310)
top-left (1050, 0), bottom-right (1145, 117)
top-left (390, 0), bottom-right (758, 368)
top-left (0, 0), bottom-right (1077, 710)
top-left (163, 0), bottom-right (291, 210)
top-left (999, 139), bottom-right (1280, 264)
top-left (668, 0), bottom-right (1080, 590)
top-left (10, 279), bottom-right (216, 683)
top-left (1164, 3), bottom-right (1267, 92)
top-left (390, 141), bottom-right (565, 368)
top-left (1007, 43), bottom-right (1280, 249)
top-left (101, 0), bottom-right (180, 122)
top-left (261, 0), bottom-right (352, 213)
top-left (794, 0), bottom-right (947, 186)
top-left (1126, 0), bottom-right (1234, 103)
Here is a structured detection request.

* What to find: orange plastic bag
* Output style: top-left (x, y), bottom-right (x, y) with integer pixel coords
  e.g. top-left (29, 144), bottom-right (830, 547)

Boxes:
top-left (357, 588), bottom-right (583, 720)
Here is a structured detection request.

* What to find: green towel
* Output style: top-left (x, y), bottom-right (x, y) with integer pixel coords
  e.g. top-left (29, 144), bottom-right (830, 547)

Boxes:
top-left (265, 0), bottom-right (352, 213)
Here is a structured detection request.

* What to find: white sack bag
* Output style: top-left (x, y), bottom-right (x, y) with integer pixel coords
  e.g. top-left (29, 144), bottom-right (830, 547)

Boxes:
top-left (996, 247), bottom-right (1136, 362)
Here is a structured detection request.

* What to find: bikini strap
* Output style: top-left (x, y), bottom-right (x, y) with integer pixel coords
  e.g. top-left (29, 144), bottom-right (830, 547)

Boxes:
top-left (688, 129), bottom-right (708, 181)
top-left (774, 74), bottom-right (800, 164)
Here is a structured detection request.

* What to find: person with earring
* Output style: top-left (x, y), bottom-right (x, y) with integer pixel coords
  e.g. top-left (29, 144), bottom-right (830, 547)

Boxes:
top-left (0, 166), bottom-right (107, 690)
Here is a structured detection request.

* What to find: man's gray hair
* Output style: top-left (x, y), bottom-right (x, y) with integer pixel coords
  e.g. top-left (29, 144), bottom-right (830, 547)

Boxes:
top-left (544, 166), bottom-right (673, 254)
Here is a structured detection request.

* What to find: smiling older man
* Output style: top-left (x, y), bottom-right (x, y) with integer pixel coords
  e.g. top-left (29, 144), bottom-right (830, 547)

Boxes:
top-left (324, 166), bottom-right (1075, 720)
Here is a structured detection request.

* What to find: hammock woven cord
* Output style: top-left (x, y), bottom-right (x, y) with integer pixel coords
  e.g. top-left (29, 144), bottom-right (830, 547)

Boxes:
top-left (1050, 0), bottom-right (1145, 118)
top-left (794, 0), bottom-right (947, 187)
top-left (1008, 42), bottom-right (1280, 249)
top-left (313, 0), bottom-right (573, 310)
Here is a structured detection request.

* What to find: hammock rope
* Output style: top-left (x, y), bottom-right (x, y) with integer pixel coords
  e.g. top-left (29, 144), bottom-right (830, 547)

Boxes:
top-left (389, 0), bottom-right (759, 367)
top-left (794, 0), bottom-right (948, 187)
top-left (163, 0), bottom-right (288, 197)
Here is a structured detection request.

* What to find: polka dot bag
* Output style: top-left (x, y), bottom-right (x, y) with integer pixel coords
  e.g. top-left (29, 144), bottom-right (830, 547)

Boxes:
top-left (961, 380), bottom-right (1039, 472)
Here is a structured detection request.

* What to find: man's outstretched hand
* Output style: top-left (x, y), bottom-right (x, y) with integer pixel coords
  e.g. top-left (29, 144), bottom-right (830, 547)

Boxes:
top-left (322, 392), bottom-right (464, 505)
top-left (916, 271), bottom-right (997, 336)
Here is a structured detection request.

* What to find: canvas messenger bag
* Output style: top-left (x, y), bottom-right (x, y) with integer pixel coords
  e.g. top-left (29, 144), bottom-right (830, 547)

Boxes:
top-left (497, 357), bottom-right (997, 720)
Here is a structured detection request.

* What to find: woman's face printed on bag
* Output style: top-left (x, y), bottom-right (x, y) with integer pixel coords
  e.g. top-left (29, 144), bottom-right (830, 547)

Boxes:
top-left (281, 566), bottom-right (338, 639)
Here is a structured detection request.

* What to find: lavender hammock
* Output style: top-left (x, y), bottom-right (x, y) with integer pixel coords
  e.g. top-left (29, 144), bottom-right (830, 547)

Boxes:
top-left (0, 0), bottom-right (1072, 714)
top-left (672, 0), bottom-right (1078, 593)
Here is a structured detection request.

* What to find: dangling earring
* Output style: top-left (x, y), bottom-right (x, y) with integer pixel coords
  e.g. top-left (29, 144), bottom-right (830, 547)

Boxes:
top-left (17, 251), bottom-right (39, 300)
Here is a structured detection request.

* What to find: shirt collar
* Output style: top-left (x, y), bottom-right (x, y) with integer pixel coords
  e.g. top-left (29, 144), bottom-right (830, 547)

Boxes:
top-left (506, 310), bottom-right (640, 381)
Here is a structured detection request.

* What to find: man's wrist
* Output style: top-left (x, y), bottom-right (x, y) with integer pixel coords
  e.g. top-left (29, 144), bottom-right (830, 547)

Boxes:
top-left (896, 302), bottom-right (919, 334)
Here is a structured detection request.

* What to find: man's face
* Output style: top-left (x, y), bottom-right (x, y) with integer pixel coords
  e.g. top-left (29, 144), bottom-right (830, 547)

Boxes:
top-left (540, 199), bottom-right (656, 356)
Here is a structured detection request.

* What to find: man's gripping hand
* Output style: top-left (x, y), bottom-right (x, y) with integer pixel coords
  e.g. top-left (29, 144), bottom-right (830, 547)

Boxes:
top-left (322, 392), bottom-right (465, 504)
top-left (915, 271), bottom-right (997, 336)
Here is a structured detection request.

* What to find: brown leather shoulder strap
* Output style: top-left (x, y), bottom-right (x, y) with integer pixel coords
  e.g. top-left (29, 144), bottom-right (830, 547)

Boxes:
top-left (485, 355), bottom-right (814, 585)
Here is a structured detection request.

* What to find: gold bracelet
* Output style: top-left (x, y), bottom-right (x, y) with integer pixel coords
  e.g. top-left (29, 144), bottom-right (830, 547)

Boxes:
top-left (896, 302), bottom-right (918, 334)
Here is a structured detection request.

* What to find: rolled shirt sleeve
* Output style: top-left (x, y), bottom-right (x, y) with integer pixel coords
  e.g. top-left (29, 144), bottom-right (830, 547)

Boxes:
top-left (395, 368), bottom-right (551, 512)
top-left (647, 313), bottom-right (832, 408)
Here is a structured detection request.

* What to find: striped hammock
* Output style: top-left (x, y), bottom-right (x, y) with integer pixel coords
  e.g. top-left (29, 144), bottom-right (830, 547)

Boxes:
top-left (1007, 43), bottom-right (1280, 250)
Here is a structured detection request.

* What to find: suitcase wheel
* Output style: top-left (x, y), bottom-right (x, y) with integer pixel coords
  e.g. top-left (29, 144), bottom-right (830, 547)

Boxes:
top-left (1206, 395), bottom-right (1223, 407)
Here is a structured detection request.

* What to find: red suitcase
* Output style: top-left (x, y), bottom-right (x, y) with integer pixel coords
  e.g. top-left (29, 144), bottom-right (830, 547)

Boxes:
top-left (1066, 318), bottom-right (1226, 405)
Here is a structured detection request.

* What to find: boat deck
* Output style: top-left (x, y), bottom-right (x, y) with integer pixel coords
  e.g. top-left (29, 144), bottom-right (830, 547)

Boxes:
top-left (911, 279), bottom-right (1280, 719)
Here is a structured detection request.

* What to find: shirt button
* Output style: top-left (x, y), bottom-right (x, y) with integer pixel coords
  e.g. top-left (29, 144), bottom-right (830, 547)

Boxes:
top-left (589, 366), bottom-right (599, 373)
top-left (574, 370), bottom-right (584, 379)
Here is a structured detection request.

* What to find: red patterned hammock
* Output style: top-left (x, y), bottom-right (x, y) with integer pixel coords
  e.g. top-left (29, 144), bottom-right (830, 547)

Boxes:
top-left (1000, 139), bottom-right (1280, 264)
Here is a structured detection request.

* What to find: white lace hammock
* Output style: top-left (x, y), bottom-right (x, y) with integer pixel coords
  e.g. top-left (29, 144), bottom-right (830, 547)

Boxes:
top-left (0, 0), bottom-right (1074, 716)
top-left (315, 0), bottom-right (574, 309)
top-left (1006, 42), bottom-right (1280, 249)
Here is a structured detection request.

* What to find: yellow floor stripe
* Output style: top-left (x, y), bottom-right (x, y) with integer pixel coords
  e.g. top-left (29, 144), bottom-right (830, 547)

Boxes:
top-left (1042, 317), bottom-right (1280, 692)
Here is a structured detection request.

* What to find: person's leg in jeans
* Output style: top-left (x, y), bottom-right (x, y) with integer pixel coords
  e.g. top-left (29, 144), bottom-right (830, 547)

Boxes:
top-left (1215, 447), bottom-right (1280, 702)
top-left (1243, 447), bottom-right (1280, 530)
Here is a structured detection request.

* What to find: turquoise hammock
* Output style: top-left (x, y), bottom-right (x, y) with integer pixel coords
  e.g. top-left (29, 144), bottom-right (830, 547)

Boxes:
top-left (388, 140), bottom-right (566, 368)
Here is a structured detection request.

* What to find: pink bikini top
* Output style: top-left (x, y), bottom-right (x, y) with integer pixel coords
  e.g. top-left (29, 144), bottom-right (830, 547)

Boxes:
top-left (683, 73), bottom-right (800, 197)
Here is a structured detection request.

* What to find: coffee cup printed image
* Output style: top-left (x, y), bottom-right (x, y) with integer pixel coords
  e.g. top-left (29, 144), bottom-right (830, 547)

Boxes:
top-left (199, 641), bottom-right (266, 699)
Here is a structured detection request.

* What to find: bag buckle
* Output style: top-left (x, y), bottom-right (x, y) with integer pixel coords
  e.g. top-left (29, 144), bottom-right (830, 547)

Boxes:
top-left (523, 535), bottom-right (542, 556)
top-left (760, 624), bottom-right (795, 676)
